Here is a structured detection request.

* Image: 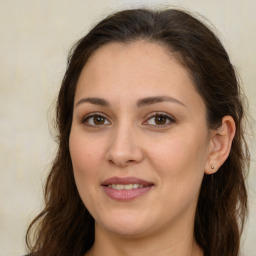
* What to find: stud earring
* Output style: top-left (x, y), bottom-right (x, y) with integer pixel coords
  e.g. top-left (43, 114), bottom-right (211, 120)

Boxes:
top-left (211, 165), bottom-right (214, 169)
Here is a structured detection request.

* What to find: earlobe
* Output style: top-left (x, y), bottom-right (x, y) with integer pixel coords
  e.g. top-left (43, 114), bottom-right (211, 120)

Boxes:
top-left (205, 116), bottom-right (236, 175)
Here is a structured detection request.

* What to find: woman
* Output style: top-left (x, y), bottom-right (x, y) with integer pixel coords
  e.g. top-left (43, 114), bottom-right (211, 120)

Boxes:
top-left (25, 8), bottom-right (250, 256)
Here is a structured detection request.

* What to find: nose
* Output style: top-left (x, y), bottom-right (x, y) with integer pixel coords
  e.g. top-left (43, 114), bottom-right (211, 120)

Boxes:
top-left (105, 123), bottom-right (144, 167)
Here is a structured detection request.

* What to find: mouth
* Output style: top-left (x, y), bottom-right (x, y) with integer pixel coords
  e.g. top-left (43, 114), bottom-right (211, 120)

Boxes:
top-left (107, 184), bottom-right (147, 190)
top-left (101, 176), bottom-right (154, 201)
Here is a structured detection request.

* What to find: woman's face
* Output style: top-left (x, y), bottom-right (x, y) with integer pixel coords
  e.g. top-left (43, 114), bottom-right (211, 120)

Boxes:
top-left (69, 41), bottom-right (212, 238)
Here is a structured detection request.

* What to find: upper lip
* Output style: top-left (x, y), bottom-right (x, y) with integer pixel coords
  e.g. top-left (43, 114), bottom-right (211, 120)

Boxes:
top-left (101, 176), bottom-right (154, 186)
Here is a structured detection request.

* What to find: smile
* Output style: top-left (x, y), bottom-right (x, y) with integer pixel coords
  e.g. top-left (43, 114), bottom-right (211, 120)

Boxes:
top-left (101, 176), bottom-right (154, 201)
top-left (107, 184), bottom-right (145, 190)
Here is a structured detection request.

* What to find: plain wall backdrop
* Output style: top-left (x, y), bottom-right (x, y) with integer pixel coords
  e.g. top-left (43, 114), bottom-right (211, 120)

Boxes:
top-left (0, 0), bottom-right (255, 255)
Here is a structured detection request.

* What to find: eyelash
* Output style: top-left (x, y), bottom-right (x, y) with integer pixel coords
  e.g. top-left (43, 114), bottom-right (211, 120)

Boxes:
top-left (143, 112), bottom-right (176, 127)
top-left (81, 112), bottom-right (111, 127)
top-left (81, 112), bottom-right (176, 128)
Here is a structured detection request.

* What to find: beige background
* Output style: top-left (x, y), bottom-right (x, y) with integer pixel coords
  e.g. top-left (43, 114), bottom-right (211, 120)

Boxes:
top-left (0, 0), bottom-right (255, 255)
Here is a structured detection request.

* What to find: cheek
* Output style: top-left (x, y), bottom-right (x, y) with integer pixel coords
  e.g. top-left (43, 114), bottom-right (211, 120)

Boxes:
top-left (69, 131), bottom-right (105, 211)
top-left (69, 130), bottom-right (104, 173)
top-left (149, 133), bottom-right (208, 214)
top-left (69, 131), bottom-right (106, 196)
top-left (147, 128), bottom-right (209, 185)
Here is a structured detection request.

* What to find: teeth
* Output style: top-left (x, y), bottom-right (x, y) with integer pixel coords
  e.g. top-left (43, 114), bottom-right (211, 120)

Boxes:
top-left (133, 184), bottom-right (139, 189)
top-left (108, 184), bottom-right (144, 190)
top-left (124, 184), bottom-right (133, 190)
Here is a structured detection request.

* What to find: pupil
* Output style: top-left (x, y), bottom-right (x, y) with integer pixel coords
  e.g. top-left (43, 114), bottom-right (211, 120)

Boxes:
top-left (155, 116), bottom-right (166, 125)
top-left (94, 116), bottom-right (104, 125)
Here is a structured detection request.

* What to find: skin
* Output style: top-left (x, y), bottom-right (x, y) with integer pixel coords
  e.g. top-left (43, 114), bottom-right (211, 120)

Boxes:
top-left (69, 41), bottom-right (235, 256)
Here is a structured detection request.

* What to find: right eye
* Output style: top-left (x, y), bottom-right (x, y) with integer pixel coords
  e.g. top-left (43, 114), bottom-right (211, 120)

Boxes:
top-left (82, 114), bottom-right (111, 127)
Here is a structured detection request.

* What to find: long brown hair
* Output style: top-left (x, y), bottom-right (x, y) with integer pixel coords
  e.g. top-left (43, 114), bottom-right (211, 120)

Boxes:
top-left (26, 8), bottom-right (250, 256)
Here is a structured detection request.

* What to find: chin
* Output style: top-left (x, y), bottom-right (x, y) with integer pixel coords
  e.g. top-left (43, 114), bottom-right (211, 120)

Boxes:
top-left (104, 223), bottom-right (151, 238)
top-left (96, 210), bottom-right (155, 238)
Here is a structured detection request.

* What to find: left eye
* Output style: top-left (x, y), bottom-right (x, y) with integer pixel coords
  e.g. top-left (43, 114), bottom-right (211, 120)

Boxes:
top-left (83, 114), bottom-right (111, 126)
top-left (144, 114), bottom-right (175, 126)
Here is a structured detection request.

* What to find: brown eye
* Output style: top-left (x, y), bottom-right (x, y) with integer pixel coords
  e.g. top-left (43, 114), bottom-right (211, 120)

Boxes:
top-left (155, 116), bottom-right (167, 125)
top-left (144, 113), bottom-right (175, 126)
top-left (83, 114), bottom-right (111, 126)
top-left (93, 116), bottom-right (105, 125)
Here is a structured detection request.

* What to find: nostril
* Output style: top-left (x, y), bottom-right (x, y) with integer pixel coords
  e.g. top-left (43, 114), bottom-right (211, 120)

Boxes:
top-left (105, 141), bottom-right (144, 167)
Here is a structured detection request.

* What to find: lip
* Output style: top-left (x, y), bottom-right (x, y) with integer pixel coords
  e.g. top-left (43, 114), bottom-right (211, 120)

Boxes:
top-left (101, 176), bottom-right (154, 201)
top-left (101, 176), bottom-right (154, 186)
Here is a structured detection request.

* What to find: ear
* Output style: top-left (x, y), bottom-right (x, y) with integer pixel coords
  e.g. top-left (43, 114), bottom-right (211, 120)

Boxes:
top-left (205, 116), bottom-right (236, 175)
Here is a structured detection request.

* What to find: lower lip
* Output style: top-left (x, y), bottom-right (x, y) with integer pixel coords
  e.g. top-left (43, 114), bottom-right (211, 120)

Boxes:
top-left (102, 186), bottom-right (153, 201)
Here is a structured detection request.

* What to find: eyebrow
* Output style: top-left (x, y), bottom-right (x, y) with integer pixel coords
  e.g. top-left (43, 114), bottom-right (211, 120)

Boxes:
top-left (136, 96), bottom-right (186, 107)
top-left (75, 97), bottom-right (110, 107)
top-left (75, 96), bottom-right (186, 108)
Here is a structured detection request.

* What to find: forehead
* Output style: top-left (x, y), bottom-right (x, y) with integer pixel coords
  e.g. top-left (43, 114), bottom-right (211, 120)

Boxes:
top-left (75, 40), bottom-right (205, 112)
top-left (81, 40), bottom-right (185, 84)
